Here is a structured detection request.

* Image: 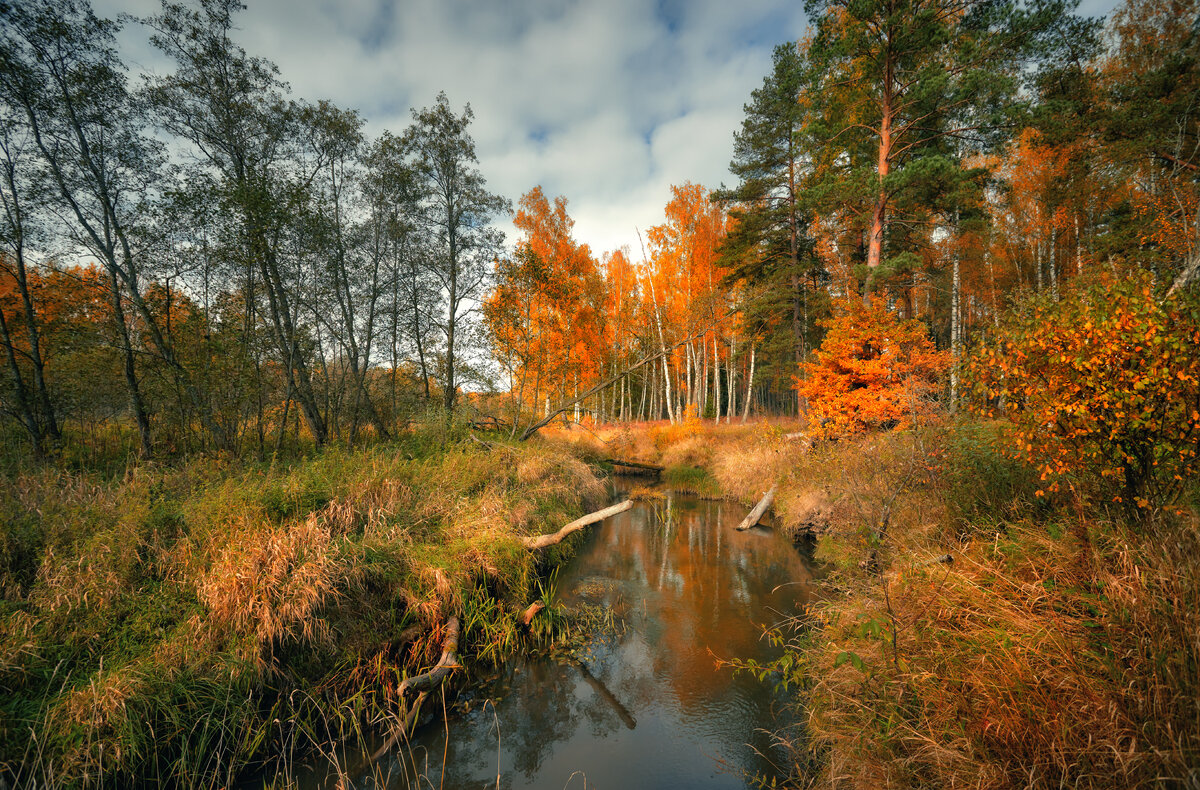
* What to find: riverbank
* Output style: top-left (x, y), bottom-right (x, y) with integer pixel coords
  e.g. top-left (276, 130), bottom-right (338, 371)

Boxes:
top-left (6, 414), bottom-right (1197, 788)
top-left (555, 417), bottom-right (1200, 788)
top-left (0, 418), bottom-right (609, 787)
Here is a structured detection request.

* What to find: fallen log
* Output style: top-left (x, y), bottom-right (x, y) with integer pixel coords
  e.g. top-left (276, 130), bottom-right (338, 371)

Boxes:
top-left (519, 600), bottom-right (545, 627)
top-left (469, 432), bottom-right (495, 451)
top-left (398, 616), bottom-right (461, 696)
top-left (735, 485), bottom-right (778, 531)
top-left (372, 617), bottom-right (460, 761)
top-left (522, 500), bottom-right (634, 550)
top-left (606, 458), bottom-right (663, 473)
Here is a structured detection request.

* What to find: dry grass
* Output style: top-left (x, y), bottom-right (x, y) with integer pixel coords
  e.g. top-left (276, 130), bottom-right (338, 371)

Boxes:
top-left (607, 417), bottom-right (1200, 789)
top-left (787, 429), bottom-right (1200, 789)
top-left (0, 429), bottom-right (607, 787)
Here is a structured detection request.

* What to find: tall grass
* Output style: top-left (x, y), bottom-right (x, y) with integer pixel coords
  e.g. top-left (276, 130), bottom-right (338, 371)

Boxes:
top-left (601, 417), bottom-right (1200, 788)
top-left (0, 421), bottom-right (605, 787)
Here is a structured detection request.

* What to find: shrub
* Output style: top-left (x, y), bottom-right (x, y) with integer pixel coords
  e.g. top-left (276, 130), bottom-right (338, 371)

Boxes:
top-left (795, 297), bottom-right (949, 437)
top-left (967, 271), bottom-right (1200, 514)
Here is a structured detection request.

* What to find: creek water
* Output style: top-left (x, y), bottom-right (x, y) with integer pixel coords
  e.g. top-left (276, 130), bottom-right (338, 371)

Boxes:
top-left (322, 489), bottom-right (816, 789)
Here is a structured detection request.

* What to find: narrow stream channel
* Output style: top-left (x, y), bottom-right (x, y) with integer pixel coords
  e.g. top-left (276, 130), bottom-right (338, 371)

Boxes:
top-left (322, 489), bottom-right (816, 789)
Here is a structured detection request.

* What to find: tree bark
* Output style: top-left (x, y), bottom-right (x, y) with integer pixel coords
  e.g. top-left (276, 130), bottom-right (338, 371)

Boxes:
top-left (735, 485), bottom-right (778, 531)
top-left (865, 62), bottom-right (894, 294)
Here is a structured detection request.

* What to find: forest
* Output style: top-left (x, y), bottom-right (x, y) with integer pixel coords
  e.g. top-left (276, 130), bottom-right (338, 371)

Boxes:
top-left (1, 0), bottom-right (1198, 787)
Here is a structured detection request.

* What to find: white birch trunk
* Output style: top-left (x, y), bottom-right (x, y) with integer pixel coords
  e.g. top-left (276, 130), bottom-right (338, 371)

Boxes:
top-left (727, 333), bottom-right (736, 425)
top-left (741, 342), bottom-right (756, 423)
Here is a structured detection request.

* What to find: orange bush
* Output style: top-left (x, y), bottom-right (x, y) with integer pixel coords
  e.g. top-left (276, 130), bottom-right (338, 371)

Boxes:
top-left (795, 297), bottom-right (949, 437)
top-left (968, 271), bottom-right (1200, 513)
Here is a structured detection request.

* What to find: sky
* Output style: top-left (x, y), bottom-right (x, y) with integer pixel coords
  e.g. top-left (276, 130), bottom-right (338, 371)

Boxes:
top-left (94, 0), bottom-right (1123, 258)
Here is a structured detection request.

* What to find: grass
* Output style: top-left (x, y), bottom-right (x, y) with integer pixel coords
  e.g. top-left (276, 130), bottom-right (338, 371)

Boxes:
top-left (0, 416), bottom-right (607, 788)
top-left (8, 410), bottom-right (1197, 788)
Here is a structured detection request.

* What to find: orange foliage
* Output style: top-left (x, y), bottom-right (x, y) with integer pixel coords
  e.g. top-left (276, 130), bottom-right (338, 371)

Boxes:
top-left (795, 297), bottom-right (949, 437)
top-left (968, 271), bottom-right (1200, 512)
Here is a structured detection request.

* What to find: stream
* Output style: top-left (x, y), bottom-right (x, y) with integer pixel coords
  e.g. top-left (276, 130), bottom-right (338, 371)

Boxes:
top-left (311, 489), bottom-right (817, 788)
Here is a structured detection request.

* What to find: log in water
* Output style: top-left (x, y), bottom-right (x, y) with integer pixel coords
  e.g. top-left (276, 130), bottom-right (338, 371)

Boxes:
top-left (301, 490), bottom-right (818, 789)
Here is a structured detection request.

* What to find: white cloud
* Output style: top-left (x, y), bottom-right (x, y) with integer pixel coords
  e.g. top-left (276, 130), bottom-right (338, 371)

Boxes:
top-left (92, 0), bottom-right (1125, 258)
top-left (91, 0), bottom-right (809, 256)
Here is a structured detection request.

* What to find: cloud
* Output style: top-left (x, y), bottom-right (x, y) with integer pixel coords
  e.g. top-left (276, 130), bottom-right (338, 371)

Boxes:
top-left (93, 0), bottom-right (1124, 257)
top-left (91, 0), bottom-right (809, 255)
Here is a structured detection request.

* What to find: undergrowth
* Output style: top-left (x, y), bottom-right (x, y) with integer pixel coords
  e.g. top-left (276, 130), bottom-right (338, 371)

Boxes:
top-left (0, 420), bottom-right (606, 788)
top-left (576, 417), bottom-right (1200, 788)
top-left (719, 422), bottom-right (1199, 789)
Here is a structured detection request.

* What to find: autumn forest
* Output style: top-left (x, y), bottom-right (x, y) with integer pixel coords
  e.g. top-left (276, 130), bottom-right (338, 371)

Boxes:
top-left (2, 0), bottom-right (1198, 787)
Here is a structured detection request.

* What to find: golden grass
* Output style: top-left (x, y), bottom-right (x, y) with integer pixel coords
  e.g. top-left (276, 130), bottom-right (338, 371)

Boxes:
top-left (0, 431), bottom-right (607, 787)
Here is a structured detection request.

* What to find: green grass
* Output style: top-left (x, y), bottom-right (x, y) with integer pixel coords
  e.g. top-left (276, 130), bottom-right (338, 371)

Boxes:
top-left (0, 424), bottom-right (607, 788)
top-left (662, 464), bottom-right (723, 498)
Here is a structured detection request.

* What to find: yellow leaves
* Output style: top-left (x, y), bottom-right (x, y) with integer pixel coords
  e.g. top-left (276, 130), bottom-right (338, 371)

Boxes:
top-left (966, 270), bottom-right (1200, 512)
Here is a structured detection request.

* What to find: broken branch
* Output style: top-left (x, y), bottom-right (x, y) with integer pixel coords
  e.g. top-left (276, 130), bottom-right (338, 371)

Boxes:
top-left (735, 485), bottom-right (778, 531)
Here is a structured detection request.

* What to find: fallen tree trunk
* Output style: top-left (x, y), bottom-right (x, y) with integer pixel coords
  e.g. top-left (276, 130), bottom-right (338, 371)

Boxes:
top-left (607, 458), bottom-right (663, 473)
top-left (519, 600), bottom-right (545, 626)
top-left (372, 617), bottom-right (461, 761)
top-left (735, 485), bottom-right (778, 531)
top-left (522, 500), bottom-right (634, 550)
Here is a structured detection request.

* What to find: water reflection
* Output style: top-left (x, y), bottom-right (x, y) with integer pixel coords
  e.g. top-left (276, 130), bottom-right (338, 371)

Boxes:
top-left (369, 492), bottom-right (815, 789)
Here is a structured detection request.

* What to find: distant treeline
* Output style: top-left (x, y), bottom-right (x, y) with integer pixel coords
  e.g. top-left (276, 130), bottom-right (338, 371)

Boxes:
top-left (1, 0), bottom-right (1197, 459)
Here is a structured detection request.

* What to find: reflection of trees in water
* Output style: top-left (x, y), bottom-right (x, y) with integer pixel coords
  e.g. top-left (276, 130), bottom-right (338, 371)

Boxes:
top-left (392, 649), bottom-right (644, 787)
top-left (372, 495), bottom-right (816, 789)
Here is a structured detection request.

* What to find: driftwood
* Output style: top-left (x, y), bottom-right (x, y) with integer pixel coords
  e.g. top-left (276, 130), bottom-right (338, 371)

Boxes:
top-left (606, 458), bottom-right (663, 474)
top-left (398, 616), bottom-right (461, 696)
top-left (519, 600), bottom-right (545, 627)
top-left (371, 617), bottom-right (461, 761)
top-left (522, 500), bottom-right (634, 550)
top-left (735, 485), bottom-right (778, 531)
